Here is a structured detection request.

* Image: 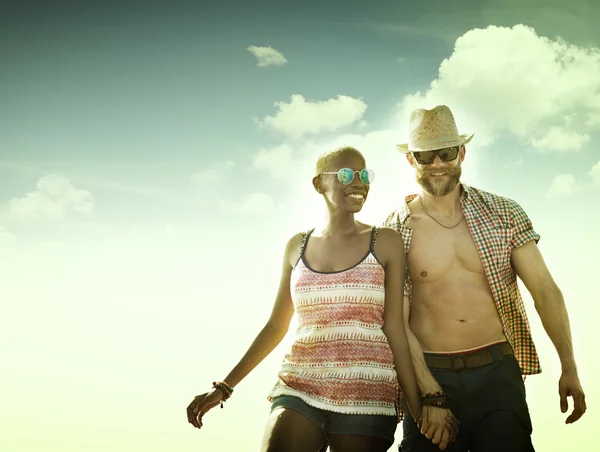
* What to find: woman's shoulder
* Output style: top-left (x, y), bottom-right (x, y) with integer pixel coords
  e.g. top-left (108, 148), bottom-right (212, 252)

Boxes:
top-left (375, 226), bottom-right (404, 245)
top-left (373, 227), bottom-right (405, 265)
top-left (352, 223), bottom-right (403, 246)
top-left (286, 230), bottom-right (308, 247)
top-left (283, 230), bottom-right (313, 267)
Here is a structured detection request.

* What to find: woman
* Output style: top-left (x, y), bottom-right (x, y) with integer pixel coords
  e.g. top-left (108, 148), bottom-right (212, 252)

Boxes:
top-left (187, 146), bottom-right (424, 452)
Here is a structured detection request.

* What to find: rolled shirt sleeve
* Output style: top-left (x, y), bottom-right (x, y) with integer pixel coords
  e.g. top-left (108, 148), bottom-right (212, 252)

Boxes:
top-left (509, 199), bottom-right (541, 248)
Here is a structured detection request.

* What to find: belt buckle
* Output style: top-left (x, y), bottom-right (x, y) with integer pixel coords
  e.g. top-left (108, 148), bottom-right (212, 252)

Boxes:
top-left (453, 354), bottom-right (466, 370)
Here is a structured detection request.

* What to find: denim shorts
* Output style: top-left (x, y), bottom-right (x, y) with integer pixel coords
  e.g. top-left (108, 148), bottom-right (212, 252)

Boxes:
top-left (271, 395), bottom-right (397, 446)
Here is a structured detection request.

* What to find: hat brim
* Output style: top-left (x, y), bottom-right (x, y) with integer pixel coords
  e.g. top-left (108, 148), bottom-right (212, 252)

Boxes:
top-left (396, 134), bottom-right (474, 153)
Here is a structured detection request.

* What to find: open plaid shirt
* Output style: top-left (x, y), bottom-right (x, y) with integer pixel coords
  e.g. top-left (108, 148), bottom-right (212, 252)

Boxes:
top-left (382, 184), bottom-right (542, 375)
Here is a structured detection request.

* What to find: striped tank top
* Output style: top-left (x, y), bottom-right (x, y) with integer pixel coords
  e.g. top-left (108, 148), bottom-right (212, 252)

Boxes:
top-left (267, 226), bottom-right (399, 417)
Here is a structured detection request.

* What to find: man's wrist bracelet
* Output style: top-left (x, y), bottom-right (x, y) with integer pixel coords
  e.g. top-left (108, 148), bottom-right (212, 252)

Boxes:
top-left (421, 391), bottom-right (450, 409)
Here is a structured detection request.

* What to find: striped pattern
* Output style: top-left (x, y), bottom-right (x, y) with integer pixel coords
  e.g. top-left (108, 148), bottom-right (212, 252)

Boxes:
top-left (382, 184), bottom-right (541, 376)
top-left (267, 245), bottom-right (400, 418)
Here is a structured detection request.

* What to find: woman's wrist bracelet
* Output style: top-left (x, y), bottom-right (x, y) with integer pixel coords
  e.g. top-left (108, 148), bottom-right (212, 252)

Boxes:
top-left (212, 381), bottom-right (234, 408)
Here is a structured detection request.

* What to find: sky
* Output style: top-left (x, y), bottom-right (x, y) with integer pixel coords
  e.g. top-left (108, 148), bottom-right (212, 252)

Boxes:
top-left (1, 0), bottom-right (599, 451)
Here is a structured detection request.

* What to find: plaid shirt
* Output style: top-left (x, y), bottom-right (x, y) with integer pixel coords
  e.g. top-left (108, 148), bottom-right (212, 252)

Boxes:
top-left (382, 184), bottom-right (542, 375)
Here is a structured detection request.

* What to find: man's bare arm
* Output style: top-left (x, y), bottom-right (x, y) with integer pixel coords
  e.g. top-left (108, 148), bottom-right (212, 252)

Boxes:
top-left (402, 293), bottom-right (458, 449)
top-left (511, 241), bottom-right (575, 371)
top-left (511, 240), bottom-right (586, 423)
top-left (402, 298), bottom-right (443, 393)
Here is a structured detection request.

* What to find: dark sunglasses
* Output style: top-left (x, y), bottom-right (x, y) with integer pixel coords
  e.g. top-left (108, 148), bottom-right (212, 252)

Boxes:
top-left (412, 146), bottom-right (460, 165)
top-left (320, 168), bottom-right (375, 185)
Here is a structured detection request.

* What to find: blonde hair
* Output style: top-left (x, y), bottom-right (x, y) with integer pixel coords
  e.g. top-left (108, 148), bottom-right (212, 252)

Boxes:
top-left (315, 146), bottom-right (363, 176)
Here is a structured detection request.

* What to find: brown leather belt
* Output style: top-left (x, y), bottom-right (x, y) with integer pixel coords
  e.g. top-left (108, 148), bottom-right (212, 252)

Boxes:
top-left (424, 342), bottom-right (514, 370)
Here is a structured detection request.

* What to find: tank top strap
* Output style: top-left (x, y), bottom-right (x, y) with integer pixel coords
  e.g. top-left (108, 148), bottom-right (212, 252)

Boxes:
top-left (370, 226), bottom-right (379, 254)
top-left (299, 228), bottom-right (315, 258)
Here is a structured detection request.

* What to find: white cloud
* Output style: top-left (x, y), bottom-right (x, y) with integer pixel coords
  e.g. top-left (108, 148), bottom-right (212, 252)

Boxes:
top-left (0, 163), bottom-right (199, 208)
top-left (250, 25), bottom-right (600, 224)
top-left (398, 24), bottom-right (600, 152)
top-left (546, 173), bottom-right (582, 199)
top-left (530, 127), bottom-right (590, 152)
top-left (253, 144), bottom-right (295, 179)
top-left (257, 94), bottom-right (368, 138)
top-left (8, 174), bottom-right (94, 221)
top-left (544, 161), bottom-right (600, 199)
top-left (590, 161), bottom-right (600, 187)
top-left (587, 113), bottom-right (600, 127)
top-left (219, 192), bottom-right (276, 215)
top-left (247, 45), bottom-right (288, 67)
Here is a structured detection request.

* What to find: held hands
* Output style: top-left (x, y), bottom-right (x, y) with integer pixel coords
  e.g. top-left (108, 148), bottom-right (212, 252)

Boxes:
top-left (415, 391), bottom-right (459, 451)
top-left (559, 369), bottom-right (587, 424)
top-left (416, 406), bottom-right (459, 451)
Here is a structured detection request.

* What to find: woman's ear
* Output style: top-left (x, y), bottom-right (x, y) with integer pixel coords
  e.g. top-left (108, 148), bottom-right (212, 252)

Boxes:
top-left (312, 176), bottom-right (322, 194)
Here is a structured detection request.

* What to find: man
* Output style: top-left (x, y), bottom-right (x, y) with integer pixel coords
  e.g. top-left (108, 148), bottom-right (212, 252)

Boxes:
top-left (382, 105), bottom-right (586, 451)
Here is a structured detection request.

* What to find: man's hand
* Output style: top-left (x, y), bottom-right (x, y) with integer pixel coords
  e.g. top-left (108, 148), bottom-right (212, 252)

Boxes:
top-left (418, 406), bottom-right (459, 450)
top-left (559, 369), bottom-right (586, 424)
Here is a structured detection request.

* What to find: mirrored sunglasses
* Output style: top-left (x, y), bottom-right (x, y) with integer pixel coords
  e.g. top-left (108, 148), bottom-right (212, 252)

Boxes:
top-left (320, 168), bottom-right (375, 185)
top-left (412, 146), bottom-right (460, 165)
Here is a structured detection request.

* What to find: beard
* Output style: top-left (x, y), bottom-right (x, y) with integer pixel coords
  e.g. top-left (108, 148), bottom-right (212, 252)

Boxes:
top-left (416, 165), bottom-right (462, 197)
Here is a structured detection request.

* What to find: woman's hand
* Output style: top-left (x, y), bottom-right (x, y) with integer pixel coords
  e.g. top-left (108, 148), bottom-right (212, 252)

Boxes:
top-left (186, 389), bottom-right (224, 429)
top-left (417, 406), bottom-right (460, 450)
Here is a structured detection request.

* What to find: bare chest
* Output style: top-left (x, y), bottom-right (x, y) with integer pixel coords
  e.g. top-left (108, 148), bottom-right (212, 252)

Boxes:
top-left (407, 216), bottom-right (485, 281)
top-left (303, 234), bottom-right (372, 273)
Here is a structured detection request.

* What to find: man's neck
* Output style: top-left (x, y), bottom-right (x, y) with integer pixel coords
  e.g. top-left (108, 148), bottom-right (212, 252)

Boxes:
top-left (419, 184), bottom-right (463, 217)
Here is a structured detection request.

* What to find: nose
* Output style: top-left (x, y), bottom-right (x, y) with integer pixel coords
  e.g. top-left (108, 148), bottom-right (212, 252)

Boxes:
top-left (431, 155), bottom-right (444, 167)
top-left (351, 171), bottom-right (367, 188)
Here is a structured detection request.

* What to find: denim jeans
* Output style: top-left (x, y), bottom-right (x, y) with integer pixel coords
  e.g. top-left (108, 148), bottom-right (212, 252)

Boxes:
top-left (400, 353), bottom-right (534, 452)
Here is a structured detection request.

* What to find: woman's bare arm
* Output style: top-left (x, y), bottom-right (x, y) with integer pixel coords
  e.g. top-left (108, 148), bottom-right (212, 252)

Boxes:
top-left (220, 232), bottom-right (302, 388)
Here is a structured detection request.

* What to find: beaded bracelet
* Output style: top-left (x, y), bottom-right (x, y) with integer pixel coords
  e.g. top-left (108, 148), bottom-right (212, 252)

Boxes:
top-left (421, 391), bottom-right (450, 409)
top-left (212, 381), bottom-right (234, 408)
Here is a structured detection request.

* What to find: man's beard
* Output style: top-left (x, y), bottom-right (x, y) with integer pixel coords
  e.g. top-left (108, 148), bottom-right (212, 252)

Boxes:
top-left (416, 165), bottom-right (462, 197)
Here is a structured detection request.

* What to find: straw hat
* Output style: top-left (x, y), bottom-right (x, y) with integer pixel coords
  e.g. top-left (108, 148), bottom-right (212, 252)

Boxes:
top-left (396, 105), bottom-right (474, 153)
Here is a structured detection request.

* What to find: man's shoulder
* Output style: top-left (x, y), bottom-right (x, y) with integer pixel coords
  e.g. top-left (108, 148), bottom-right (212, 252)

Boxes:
top-left (466, 185), bottom-right (524, 218)
top-left (382, 207), bottom-right (407, 228)
top-left (382, 194), bottom-right (418, 227)
top-left (382, 208), bottom-right (402, 222)
top-left (467, 185), bottom-right (513, 205)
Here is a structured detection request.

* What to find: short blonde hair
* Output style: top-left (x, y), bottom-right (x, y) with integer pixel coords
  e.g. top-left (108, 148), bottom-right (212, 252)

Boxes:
top-left (315, 146), bottom-right (363, 176)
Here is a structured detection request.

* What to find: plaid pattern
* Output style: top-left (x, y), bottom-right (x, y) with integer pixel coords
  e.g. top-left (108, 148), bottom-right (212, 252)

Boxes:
top-left (382, 184), bottom-right (542, 375)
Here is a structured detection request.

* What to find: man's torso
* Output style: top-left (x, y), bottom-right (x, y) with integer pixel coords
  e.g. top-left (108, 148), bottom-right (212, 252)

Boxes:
top-left (406, 197), bottom-right (506, 352)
